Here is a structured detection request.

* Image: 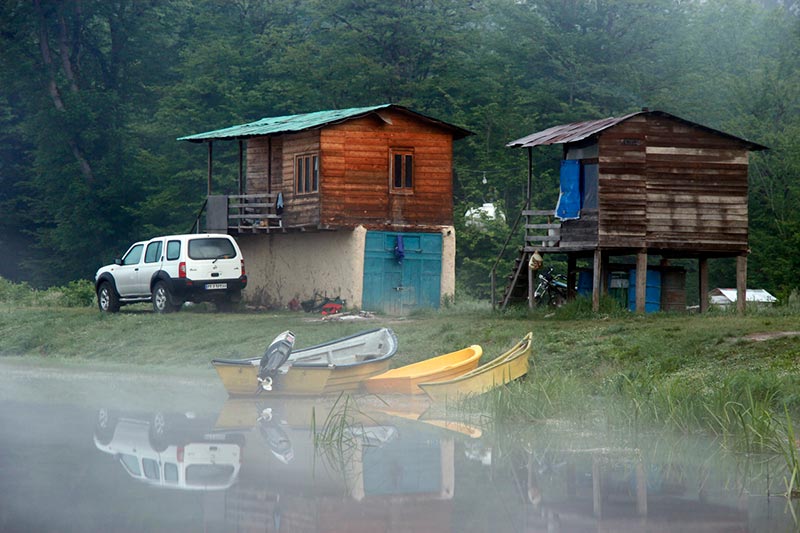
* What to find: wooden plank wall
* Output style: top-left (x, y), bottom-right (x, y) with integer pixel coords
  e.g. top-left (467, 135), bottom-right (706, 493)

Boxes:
top-left (245, 137), bottom-right (270, 194)
top-left (596, 114), bottom-right (750, 254)
top-left (597, 115), bottom-right (648, 248)
top-left (280, 130), bottom-right (320, 227)
top-left (319, 110), bottom-right (454, 229)
top-left (245, 137), bottom-right (283, 194)
top-left (643, 116), bottom-right (749, 253)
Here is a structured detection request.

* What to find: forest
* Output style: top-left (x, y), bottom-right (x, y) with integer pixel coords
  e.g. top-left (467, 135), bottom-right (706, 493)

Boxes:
top-left (1, 0), bottom-right (798, 302)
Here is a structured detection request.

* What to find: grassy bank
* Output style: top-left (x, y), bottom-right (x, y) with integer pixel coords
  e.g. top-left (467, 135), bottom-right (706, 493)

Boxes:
top-left (2, 297), bottom-right (800, 403)
top-left (3, 293), bottom-right (800, 441)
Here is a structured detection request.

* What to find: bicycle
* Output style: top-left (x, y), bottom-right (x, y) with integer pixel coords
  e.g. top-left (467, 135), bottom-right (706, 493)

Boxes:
top-left (533, 267), bottom-right (568, 307)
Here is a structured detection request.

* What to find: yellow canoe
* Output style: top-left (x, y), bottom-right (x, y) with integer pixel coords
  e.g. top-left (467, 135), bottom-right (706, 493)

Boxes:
top-left (419, 332), bottom-right (532, 402)
top-left (212, 328), bottom-right (398, 396)
top-left (363, 345), bottom-right (482, 395)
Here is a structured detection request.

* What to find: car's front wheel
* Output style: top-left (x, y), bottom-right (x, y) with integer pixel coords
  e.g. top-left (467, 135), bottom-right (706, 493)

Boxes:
top-left (97, 282), bottom-right (120, 313)
top-left (152, 281), bottom-right (178, 314)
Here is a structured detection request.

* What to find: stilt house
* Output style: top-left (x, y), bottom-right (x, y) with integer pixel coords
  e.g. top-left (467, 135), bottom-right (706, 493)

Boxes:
top-left (179, 104), bottom-right (471, 313)
top-left (498, 109), bottom-right (767, 312)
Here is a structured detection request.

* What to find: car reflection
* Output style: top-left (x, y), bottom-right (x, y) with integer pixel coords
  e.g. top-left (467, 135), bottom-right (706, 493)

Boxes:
top-left (93, 407), bottom-right (243, 491)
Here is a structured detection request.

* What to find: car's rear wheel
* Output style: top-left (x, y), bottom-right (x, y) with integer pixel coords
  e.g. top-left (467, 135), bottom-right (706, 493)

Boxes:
top-left (94, 408), bottom-right (118, 445)
top-left (152, 281), bottom-right (177, 314)
top-left (97, 282), bottom-right (120, 313)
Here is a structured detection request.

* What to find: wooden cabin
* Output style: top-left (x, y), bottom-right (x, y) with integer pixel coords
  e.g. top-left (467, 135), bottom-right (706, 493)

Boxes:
top-left (179, 105), bottom-right (471, 313)
top-left (499, 109), bottom-right (767, 313)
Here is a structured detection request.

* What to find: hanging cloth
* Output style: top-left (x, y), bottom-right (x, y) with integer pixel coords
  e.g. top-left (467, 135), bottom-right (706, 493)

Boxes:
top-left (394, 235), bottom-right (405, 264)
top-left (555, 159), bottom-right (581, 220)
top-left (275, 192), bottom-right (284, 215)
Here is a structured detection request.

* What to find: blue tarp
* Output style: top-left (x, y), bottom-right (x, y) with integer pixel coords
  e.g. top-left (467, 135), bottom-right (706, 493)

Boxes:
top-left (556, 159), bottom-right (581, 220)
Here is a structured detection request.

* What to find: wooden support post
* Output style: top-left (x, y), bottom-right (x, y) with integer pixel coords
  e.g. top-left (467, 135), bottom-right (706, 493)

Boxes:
top-left (592, 248), bottom-right (601, 312)
top-left (567, 254), bottom-right (577, 301)
top-left (635, 461), bottom-right (648, 516)
top-left (636, 249), bottom-right (648, 313)
top-left (237, 140), bottom-right (244, 196)
top-left (206, 141), bottom-right (213, 196)
top-left (528, 253), bottom-right (535, 309)
top-left (737, 254), bottom-right (748, 314)
top-left (699, 257), bottom-right (709, 313)
top-left (490, 271), bottom-right (496, 310)
top-left (592, 454), bottom-right (603, 518)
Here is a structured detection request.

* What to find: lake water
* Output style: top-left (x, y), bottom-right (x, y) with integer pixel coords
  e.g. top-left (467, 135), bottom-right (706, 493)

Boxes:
top-left (1, 360), bottom-right (798, 532)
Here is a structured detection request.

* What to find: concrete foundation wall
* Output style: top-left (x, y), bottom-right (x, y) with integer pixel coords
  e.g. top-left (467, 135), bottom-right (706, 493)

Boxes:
top-left (440, 226), bottom-right (456, 303)
top-left (237, 225), bottom-right (455, 310)
top-left (238, 226), bottom-right (367, 309)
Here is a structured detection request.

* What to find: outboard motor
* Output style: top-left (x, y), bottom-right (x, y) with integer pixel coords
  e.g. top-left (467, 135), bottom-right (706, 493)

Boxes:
top-left (257, 330), bottom-right (295, 392)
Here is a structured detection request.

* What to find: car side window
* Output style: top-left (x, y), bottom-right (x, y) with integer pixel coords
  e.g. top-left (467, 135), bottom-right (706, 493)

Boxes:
top-left (119, 454), bottom-right (141, 476)
top-left (166, 240), bottom-right (181, 261)
top-left (122, 244), bottom-right (144, 266)
top-left (145, 241), bottom-right (162, 264)
top-left (164, 462), bottom-right (179, 483)
top-left (142, 458), bottom-right (160, 480)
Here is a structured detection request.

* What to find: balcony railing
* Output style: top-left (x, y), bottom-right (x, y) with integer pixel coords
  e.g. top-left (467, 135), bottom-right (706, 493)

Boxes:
top-left (206, 193), bottom-right (282, 233)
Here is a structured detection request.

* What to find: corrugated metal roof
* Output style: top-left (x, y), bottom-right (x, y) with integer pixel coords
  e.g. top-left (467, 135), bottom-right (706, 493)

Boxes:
top-left (710, 288), bottom-right (777, 304)
top-left (506, 110), bottom-right (768, 151)
top-left (178, 104), bottom-right (472, 142)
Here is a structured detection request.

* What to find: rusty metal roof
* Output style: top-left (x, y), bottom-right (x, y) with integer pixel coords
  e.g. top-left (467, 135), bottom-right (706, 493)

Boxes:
top-left (506, 110), bottom-right (767, 150)
top-left (178, 104), bottom-right (472, 143)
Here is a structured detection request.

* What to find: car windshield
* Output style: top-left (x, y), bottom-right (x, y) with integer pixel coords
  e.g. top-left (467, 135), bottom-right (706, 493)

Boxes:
top-left (185, 464), bottom-right (236, 486)
top-left (187, 238), bottom-right (237, 260)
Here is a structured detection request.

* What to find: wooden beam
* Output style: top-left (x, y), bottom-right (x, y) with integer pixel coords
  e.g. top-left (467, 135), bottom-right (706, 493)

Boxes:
top-left (636, 249), bottom-right (648, 313)
top-left (592, 248), bottom-right (601, 312)
top-left (207, 141), bottom-right (213, 196)
top-left (737, 254), bottom-right (748, 314)
top-left (528, 254), bottom-right (534, 309)
top-left (238, 140), bottom-right (244, 196)
top-left (567, 254), bottom-right (577, 301)
top-left (635, 461), bottom-right (648, 516)
top-left (699, 257), bottom-right (709, 313)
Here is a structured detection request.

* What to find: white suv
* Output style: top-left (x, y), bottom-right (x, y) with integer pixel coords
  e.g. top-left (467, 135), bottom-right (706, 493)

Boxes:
top-left (95, 233), bottom-right (247, 313)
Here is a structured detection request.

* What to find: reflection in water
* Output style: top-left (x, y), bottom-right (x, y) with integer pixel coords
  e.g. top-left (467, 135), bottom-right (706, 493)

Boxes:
top-left (84, 394), bottom-right (800, 532)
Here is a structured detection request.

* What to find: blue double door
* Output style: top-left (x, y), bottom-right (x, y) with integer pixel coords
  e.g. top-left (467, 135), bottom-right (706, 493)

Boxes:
top-left (363, 231), bottom-right (442, 314)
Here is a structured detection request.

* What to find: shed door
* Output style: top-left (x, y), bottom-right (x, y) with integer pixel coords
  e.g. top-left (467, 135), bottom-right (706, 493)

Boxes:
top-left (363, 231), bottom-right (442, 314)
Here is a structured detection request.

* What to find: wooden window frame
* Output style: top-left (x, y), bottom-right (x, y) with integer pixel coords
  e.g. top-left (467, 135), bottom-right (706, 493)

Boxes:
top-left (295, 153), bottom-right (319, 195)
top-left (389, 148), bottom-right (414, 194)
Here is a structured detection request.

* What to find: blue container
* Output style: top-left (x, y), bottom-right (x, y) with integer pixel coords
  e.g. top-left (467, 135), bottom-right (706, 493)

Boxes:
top-left (628, 269), bottom-right (661, 312)
top-left (577, 270), bottom-right (593, 296)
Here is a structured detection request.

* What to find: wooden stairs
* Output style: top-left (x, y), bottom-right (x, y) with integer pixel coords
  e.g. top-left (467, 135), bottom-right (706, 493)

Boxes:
top-left (494, 209), bottom-right (563, 309)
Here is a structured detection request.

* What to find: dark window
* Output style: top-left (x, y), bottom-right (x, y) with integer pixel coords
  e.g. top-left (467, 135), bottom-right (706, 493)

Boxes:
top-left (188, 238), bottom-right (237, 260)
top-left (166, 240), bottom-right (181, 261)
top-left (122, 244), bottom-right (144, 266)
top-left (119, 454), bottom-right (141, 476)
top-left (296, 153), bottom-right (319, 194)
top-left (164, 463), bottom-right (179, 483)
top-left (145, 241), bottom-right (162, 263)
top-left (185, 464), bottom-right (236, 486)
top-left (142, 458), bottom-right (160, 480)
top-left (390, 150), bottom-right (413, 192)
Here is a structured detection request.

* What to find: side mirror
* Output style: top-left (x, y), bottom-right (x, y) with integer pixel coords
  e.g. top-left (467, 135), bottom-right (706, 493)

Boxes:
top-left (114, 258), bottom-right (122, 266)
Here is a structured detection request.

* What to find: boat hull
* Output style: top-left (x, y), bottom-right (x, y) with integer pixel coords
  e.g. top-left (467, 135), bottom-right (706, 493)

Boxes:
top-left (419, 333), bottom-right (532, 402)
top-left (213, 359), bottom-right (393, 396)
top-left (363, 345), bottom-right (482, 395)
top-left (212, 328), bottom-right (398, 396)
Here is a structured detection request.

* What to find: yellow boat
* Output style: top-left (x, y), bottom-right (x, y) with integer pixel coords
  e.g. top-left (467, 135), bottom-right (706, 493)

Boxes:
top-left (418, 332), bottom-right (532, 402)
top-left (211, 328), bottom-right (398, 396)
top-left (363, 345), bottom-right (482, 395)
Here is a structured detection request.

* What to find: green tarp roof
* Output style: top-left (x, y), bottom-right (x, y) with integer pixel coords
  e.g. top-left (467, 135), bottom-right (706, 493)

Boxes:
top-left (178, 104), bottom-right (472, 142)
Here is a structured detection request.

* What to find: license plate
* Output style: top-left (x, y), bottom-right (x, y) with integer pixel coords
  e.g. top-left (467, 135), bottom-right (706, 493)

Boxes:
top-left (206, 283), bottom-right (227, 290)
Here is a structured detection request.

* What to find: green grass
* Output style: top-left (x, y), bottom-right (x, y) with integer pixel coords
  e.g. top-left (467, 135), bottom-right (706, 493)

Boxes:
top-left (4, 296), bottom-right (800, 463)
